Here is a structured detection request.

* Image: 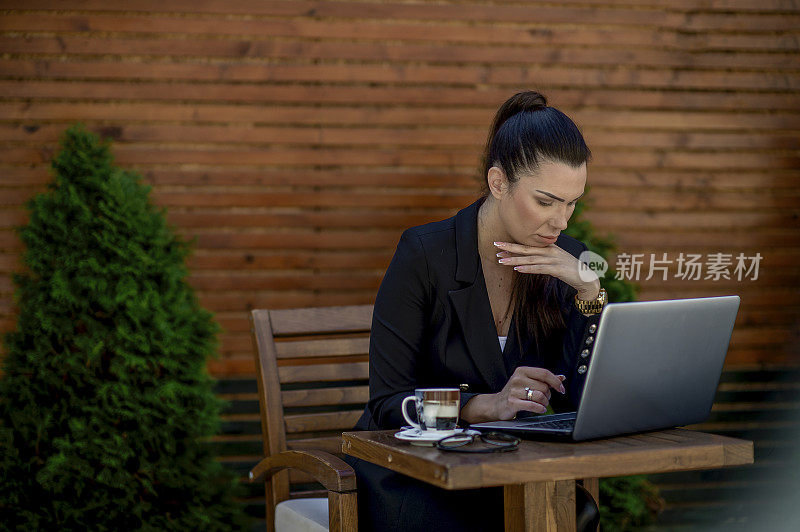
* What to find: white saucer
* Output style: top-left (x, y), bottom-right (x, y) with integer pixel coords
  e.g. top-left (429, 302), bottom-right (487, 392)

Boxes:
top-left (394, 427), bottom-right (479, 446)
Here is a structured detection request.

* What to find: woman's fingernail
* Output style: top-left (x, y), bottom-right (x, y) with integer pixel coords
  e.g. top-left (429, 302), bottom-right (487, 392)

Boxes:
top-left (557, 375), bottom-right (566, 381)
top-left (496, 252), bottom-right (503, 257)
top-left (560, 385), bottom-right (566, 394)
top-left (513, 266), bottom-right (521, 271)
top-left (493, 241), bottom-right (505, 247)
top-left (498, 258), bottom-right (509, 264)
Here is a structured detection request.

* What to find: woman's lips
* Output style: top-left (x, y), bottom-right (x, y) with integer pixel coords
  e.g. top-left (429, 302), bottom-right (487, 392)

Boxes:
top-left (536, 233), bottom-right (559, 244)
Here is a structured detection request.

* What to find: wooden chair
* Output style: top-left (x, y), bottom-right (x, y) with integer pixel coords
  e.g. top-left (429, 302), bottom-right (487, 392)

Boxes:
top-left (248, 305), bottom-right (373, 532)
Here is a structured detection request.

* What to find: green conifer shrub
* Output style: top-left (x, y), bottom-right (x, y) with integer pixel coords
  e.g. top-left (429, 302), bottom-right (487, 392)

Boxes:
top-left (566, 193), bottom-right (666, 530)
top-left (0, 125), bottom-right (248, 530)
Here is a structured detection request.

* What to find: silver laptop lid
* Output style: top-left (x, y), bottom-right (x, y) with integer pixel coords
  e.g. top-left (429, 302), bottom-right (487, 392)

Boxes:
top-left (573, 295), bottom-right (740, 441)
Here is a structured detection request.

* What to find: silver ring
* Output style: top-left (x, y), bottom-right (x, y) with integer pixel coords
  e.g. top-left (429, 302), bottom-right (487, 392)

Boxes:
top-left (524, 387), bottom-right (535, 401)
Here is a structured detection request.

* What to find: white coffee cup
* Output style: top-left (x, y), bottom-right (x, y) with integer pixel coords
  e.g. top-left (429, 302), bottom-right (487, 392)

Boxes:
top-left (401, 388), bottom-right (460, 432)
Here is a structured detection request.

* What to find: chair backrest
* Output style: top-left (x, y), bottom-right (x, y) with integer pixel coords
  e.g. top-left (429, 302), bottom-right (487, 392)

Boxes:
top-left (250, 305), bottom-right (373, 509)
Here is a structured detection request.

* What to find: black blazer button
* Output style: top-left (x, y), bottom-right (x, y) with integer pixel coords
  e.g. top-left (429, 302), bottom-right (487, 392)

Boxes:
top-left (459, 383), bottom-right (470, 392)
top-left (589, 324), bottom-right (597, 333)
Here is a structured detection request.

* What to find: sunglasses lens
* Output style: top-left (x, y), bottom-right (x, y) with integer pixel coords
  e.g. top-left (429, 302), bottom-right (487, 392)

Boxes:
top-left (437, 434), bottom-right (474, 448)
top-left (482, 432), bottom-right (520, 446)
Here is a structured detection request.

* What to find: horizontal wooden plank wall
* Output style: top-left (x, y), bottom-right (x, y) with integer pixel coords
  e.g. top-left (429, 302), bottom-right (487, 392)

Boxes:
top-left (1, 2), bottom-right (799, 375)
top-left (1, 3), bottom-right (799, 528)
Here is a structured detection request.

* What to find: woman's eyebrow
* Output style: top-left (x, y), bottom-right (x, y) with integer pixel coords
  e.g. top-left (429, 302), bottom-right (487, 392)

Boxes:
top-left (535, 189), bottom-right (585, 203)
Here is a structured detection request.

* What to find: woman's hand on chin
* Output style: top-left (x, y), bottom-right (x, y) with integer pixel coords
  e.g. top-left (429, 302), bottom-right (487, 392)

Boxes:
top-left (494, 241), bottom-right (600, 300)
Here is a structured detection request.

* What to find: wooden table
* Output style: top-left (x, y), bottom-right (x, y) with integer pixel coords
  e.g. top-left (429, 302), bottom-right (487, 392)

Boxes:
top-left (342, 428), bottom-right (753, 531)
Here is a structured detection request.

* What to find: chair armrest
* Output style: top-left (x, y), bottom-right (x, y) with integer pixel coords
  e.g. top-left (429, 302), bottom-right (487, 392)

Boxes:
top-left (248, 449), bottom-right (356, 493)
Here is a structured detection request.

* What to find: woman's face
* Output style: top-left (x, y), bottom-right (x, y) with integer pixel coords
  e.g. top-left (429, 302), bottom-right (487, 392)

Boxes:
top-left (491, 159), bottom-right (587, 247)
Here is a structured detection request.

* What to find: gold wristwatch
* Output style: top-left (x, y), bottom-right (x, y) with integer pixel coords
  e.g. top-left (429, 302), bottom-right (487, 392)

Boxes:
top-left (575, 287), bottom-right (607, 315)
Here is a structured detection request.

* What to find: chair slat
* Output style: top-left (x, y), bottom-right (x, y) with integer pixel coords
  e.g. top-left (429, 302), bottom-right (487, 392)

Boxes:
top-left (278, 362), bottom-right (369, 384)
top-left (275, 337), bottom-right (370, 359)
top-left (289, 487), bottom-right (329, 499)
top-left (281, 386), bottom-right (369, 408)
top-left (270, 305), bottom-right (373, 335)
top-left (285, 410), bottom-right (364, 434)
top-left (287, 436), bottom-right (344, 455)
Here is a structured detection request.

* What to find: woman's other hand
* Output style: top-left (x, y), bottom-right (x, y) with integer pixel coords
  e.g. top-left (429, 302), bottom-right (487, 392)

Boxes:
top-left (494, 241), bottom-right (600, 300)
top-left (460, 367), bottom-right (567, 423)
top-left (492, 366), bottom-right (566, 419)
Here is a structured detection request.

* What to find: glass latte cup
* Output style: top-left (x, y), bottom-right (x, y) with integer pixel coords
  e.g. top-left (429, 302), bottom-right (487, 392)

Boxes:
top-left (401, 388), bottom-right (460, 432)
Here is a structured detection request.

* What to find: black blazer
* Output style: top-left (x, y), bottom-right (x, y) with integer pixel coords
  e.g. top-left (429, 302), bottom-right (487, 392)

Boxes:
top-left (354, 196), bottom-right (602, 431)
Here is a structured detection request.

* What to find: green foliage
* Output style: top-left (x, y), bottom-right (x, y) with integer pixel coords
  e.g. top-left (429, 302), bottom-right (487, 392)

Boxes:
top-left (0, 125), bottom-right (249, 530)
top-left (567, 190), bottom-right (665, 530)
top-left (599, 476), bottom-right (665, 532)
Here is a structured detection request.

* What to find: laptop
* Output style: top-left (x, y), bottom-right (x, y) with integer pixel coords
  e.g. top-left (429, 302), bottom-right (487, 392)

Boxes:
top-left (470, 295), bottom-right (740, 441)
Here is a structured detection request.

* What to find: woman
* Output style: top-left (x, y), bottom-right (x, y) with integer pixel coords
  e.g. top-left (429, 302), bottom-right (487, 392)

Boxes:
top-left (346, 90), bottom-right (606, 531)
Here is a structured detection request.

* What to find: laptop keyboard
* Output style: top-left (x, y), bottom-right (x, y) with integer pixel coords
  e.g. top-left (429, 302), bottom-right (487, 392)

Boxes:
top-left (519, 417), bottom-right (576, 430)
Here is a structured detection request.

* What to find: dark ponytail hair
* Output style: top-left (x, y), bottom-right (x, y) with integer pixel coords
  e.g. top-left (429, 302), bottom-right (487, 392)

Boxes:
top-left (479, 90), bottom-right (592, 359)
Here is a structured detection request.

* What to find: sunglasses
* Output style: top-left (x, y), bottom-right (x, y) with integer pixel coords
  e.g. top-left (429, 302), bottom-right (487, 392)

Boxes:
top-left (435, 431), bottom-right (520, 453)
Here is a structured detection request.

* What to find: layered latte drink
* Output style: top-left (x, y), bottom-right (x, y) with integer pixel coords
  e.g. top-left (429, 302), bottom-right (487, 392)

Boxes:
top-left (402, 388), bottom-right (460, 432)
